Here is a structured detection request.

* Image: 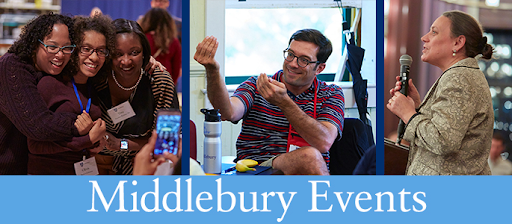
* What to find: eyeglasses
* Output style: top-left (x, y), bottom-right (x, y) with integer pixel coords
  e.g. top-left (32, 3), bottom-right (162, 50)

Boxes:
top-left (80, 46), bottom-right (109, 57)
top-left (283, 50), bottom-right (320, 68)
top-left (38, 39), bottom-right (76, 54)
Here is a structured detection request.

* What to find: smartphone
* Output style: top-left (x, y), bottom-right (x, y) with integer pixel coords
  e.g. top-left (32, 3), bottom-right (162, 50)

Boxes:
top-left (154, 109), bottom-right (181, 158)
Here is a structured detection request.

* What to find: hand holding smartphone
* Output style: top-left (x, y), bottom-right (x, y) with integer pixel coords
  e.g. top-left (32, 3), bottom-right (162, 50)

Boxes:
top-left (154, 109), bottom-right (181, 158)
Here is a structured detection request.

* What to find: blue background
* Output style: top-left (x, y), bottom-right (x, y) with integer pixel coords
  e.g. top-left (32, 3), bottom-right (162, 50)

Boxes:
top-left (61, 0), bottom-right (182, 21)
top-left (0, 176), bottom-right (508, 223)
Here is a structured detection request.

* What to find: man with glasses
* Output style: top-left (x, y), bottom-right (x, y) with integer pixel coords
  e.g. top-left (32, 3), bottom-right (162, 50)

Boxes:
top-left (195, 29), bottom-right (344, 175)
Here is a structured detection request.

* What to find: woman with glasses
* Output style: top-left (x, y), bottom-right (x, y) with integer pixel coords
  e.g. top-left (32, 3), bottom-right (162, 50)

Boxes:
top-left (94, 19), bottom-right (179, 175)
top-left (0, 13), bottom-right (93, 174)
top-left (26, 15), bottom-right (115, 175)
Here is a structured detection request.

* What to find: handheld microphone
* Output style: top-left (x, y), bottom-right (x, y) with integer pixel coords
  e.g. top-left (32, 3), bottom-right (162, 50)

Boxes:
top-left (396, 54), bottom-right (413, 145)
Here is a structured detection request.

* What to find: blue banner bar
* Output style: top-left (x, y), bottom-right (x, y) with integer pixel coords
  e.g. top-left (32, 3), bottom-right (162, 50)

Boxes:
top-left (0, 176), bottom-right (508, 223)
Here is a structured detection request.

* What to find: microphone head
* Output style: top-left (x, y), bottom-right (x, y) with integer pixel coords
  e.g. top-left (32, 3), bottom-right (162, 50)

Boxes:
top-left (399, 54), bottom-right (413, 66)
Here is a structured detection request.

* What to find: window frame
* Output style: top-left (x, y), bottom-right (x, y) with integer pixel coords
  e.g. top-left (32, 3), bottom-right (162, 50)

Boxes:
top-left (205, 0), bottom-right (376, 108)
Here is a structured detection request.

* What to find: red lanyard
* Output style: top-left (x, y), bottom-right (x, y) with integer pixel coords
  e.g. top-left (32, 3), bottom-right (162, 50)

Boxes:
top-left (286, 79), bottom-right (318, 152)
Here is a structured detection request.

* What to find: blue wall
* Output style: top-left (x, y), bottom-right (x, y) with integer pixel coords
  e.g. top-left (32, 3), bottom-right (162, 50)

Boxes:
top-left (61, 0), bottom-right (182, 21)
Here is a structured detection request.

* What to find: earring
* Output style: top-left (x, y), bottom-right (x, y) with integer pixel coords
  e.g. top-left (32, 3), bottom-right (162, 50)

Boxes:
top-left (452, 50), bottom-right (456, 57)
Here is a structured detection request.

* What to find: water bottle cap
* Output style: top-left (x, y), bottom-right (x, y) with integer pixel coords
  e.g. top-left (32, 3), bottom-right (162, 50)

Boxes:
top-left (201, 108), bottom-right (221, 122)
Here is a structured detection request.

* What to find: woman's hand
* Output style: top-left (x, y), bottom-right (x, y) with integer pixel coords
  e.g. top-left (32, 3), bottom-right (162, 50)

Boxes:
top-left (104, 132), bottom-right (119, 151)
top-left (390, 77), bottom-right (421, 109)
top-left (387, 91), bottom-right (417, 124)
top-left (164, 137), bottom-right (181, 164)
top-left (133, 131), bottom-right (182, 175)
top-left (75, 111), bottom-right (94, 135)
top-left (88, 118), bottom-right (106, 144)
top-left (133, 131), bottom-right (165, 175)
top-left (88, 137), bottom-right (106, 157)
top-left (145, 56), bottom-right (167, 74)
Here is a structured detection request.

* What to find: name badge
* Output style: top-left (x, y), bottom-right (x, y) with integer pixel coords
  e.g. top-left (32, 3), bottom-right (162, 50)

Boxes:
top-left (74, 157), bottom-right (99, 175)
top-left (107, 101), bottom-right (136, 124)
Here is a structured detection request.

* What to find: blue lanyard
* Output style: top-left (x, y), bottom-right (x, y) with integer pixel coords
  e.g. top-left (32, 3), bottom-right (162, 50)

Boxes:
top-left (71, 77), bottom-right (91, 113)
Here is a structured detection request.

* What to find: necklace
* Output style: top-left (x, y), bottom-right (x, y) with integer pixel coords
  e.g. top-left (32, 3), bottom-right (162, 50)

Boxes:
top-left (111, 69), bottom-right (143, 91)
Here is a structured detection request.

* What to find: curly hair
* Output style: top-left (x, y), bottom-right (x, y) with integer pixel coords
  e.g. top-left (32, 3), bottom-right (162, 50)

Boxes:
top-left (8, 12), bottom-right (75, 66)
top-left (64, 14), bottom-right (115, 83)
top-left (112, 18), bottom-right (151, 68)
top-left (140, 8), bottom-right (177, 54)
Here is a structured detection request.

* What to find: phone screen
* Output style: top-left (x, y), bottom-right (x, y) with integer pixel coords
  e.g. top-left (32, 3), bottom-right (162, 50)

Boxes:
top-left (154, 110), bottom-right (181, 157)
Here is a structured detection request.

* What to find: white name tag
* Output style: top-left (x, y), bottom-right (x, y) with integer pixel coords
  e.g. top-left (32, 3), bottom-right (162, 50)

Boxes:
top-left (288, 144), bottom-right (299, 152)
top-left (74, 157), bottom-right (99, 175)
top-left (107, 101), bottom-right (136, 124)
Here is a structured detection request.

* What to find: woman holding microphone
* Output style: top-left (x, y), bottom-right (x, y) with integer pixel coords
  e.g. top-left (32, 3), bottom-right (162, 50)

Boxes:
top-left (387, 10), bottom-right (494, 175)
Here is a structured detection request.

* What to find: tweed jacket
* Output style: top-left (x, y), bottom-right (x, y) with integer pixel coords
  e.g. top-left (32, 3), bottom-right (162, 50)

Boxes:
top-left (403, 57), bottom-right (493, 175)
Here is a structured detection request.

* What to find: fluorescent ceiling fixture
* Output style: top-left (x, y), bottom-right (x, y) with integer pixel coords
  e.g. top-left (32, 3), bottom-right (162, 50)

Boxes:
top-left (486, 0), bottom-right (500, 7)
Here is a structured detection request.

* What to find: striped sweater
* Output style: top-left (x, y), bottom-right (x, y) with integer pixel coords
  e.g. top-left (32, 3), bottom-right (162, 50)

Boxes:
top-left (94, 68), bottom-right (178, 175)
top-left (232, 70), bottom-right (345, 165)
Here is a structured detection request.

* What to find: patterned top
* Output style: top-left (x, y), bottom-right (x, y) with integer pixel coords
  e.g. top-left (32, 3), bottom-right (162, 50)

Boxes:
top-left (232, 70), bottom-right (345, 164)
top-left (0, 53), bottom-right (78, 174)
top-left (146, 33), bottom-right (182, 83)
top-left (95, 68), bottom-right (178, 174)
top-left (28, 75), bottom-right (101, 174)
top-left (404, 57), bottom-right (493, 175)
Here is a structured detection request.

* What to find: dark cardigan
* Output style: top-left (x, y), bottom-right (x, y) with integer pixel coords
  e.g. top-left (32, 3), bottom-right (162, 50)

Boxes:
top-left (0, 53), bottom-right (79, 174)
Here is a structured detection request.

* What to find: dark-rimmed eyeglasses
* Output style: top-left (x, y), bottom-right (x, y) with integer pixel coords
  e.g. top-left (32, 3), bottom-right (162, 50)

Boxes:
top-left (38, 39), bottom-right (76, 54)
top-left (80, 46), bottom-right (109, 57)
top-left (283, 49), bottom-right (320, 68)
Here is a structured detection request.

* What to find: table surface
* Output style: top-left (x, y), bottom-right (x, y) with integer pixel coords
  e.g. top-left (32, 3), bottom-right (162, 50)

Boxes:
top-left (204, 156), bottom-right (278, 175)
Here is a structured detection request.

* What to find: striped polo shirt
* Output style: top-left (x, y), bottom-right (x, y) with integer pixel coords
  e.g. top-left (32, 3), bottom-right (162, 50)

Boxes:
top-left (232, 70), bottom-right (345, 165)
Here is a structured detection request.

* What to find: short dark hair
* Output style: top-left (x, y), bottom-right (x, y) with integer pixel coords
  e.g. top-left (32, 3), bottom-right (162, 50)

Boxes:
top-left (442, 10), bottom-right (493, 59)
top-left (288, 29), bottom-right (332, 64)
top-left (112, 18), bottom-right (151, 68)
top-left (65, 14), bottom-right (115, 81)
top-left (8, 12), bottom-right (75, 66)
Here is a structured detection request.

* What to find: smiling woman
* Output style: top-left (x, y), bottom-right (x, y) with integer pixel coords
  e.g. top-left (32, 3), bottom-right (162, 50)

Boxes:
top-left (74, 31), bottom-right (108, 83)
top-left (387, 10), bottom-right (495, 175)
top-left (34, 26), bottom-right (75, 75)
top-left (26, 14), bottom-right (117, 175)
top-left (0, 13), bottom-right (89, 175)
top-left (94, 19), bottom-right (179, 175)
